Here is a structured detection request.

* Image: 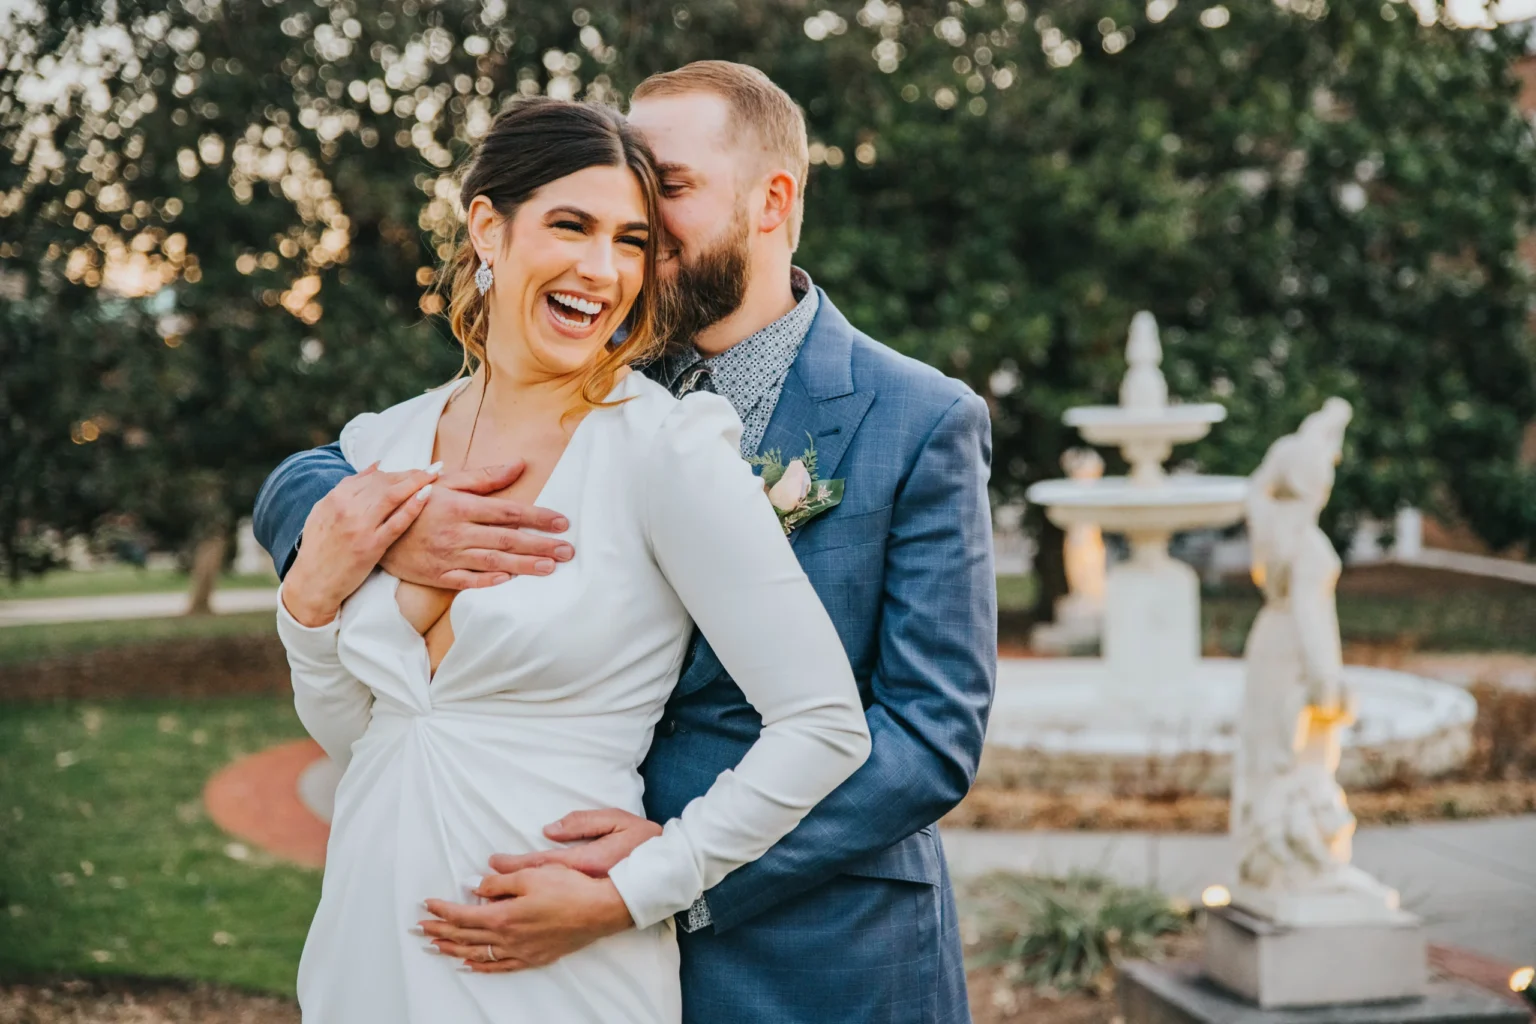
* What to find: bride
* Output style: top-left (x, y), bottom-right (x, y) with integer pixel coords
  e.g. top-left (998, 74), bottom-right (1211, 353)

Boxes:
top-left (274, 97), bottom-right (870, 1023)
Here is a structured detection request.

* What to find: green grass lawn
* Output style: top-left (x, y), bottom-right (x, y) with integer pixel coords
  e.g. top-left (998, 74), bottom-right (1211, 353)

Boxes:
top-left (1201, 587), bottom-right (1536, 655)
top-left (0, 567), bottom-right (276, 601)
top-left (0, 612), bottom-right (277, 668)
top-left (995, 574), bottom-right (1038, 614)
top-left (0, 696), bottom-right (317, 995)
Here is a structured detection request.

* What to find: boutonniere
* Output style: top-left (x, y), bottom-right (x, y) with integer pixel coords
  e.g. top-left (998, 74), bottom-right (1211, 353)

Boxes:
top-left (748, 435), bottom-right (845, 536)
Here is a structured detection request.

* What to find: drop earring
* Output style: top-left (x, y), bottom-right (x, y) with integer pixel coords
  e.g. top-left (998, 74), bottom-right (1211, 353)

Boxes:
top-left (474, 258), bottom-right (494, 296)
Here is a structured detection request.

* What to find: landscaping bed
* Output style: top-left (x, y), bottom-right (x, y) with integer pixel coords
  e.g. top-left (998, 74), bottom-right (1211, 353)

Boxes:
top-left (0, 615), bottom-right (283, 699)
top-left (948, 681), bottom-right (1536, 832)
top-left (0, 977), bottom-right (300, 1024)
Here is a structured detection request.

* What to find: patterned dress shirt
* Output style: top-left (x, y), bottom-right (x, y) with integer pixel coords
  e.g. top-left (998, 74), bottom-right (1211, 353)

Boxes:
top-left (655, 267), bottom-right (819, 458)
top-left (650, 268), bottom-right (820, 932)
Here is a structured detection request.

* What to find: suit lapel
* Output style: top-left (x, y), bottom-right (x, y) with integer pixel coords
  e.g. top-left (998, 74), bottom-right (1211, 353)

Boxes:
top-left (755, 290), bottom-right (875, 550)
top-left (758, 374), bottom-right (874, 552)
top-left (672, 289), bottom-right (875, 697)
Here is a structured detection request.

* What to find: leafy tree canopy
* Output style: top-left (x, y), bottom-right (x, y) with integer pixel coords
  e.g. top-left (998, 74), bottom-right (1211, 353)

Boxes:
top-left (4, 0), bottom-right (1535, 608)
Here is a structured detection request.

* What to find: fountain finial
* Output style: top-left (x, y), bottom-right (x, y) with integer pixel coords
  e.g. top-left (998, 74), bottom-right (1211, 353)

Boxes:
top-left (1120, 311), bottom-right (1169, 412)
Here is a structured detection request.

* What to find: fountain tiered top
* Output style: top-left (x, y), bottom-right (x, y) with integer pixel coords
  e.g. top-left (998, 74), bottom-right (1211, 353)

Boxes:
top-left (1027, 312), bottom-right (1246, 537)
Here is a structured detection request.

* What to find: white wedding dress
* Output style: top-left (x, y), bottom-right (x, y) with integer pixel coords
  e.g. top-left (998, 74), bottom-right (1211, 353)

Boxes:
top-left (275, 372), bottom-right (869, 1023)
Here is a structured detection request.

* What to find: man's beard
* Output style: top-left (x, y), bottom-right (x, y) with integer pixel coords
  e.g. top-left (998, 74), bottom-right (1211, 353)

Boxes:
top-left (657, 206), bottom-right (750, 348)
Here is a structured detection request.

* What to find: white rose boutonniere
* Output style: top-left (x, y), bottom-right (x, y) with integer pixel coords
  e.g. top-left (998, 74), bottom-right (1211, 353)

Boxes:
top-left (748, 435), bottom-right (845, 536)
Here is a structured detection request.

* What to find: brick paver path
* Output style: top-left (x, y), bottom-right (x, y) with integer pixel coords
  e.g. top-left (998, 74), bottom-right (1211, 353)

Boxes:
top-left (203, 738), bottom-right (328, 868)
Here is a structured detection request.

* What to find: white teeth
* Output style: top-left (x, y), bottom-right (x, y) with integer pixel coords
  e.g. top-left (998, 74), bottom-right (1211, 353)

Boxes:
top-left (550, 292), bottom-right (602, 315)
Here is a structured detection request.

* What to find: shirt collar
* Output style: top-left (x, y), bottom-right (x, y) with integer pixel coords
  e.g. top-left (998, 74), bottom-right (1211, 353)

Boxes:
top-left (656, 267), bottom-right (818, 392)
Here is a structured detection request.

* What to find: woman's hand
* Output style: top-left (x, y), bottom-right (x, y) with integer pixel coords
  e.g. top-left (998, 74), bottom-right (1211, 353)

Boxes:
top-left (281, 462), bottom-right (441, 627)
top-left (485, 809), bottom-right (664, 879)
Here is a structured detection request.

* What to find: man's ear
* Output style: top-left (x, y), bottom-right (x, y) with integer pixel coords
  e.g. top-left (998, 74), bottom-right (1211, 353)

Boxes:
top-left (755, 168), bottom-right (799, 237)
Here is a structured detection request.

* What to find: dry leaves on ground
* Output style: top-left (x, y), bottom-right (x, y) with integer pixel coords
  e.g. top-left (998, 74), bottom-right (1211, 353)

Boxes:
top-left (947, 778), bottom-right (1536, 833)
top-left (0, 978), bottom-right (300, 1024)
top-left (948, 682), bottom-right (1536, 833)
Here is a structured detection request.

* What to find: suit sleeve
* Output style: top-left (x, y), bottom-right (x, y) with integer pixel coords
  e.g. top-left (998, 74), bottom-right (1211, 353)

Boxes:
top-left (252, 442), bottom-right (355, 579)
top-left (606, 394), bottom-right (871, 930)
top-left (702, 391), bottom-right (996, 933)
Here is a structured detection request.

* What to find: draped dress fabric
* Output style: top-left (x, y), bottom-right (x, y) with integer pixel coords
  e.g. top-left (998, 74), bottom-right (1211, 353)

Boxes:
top-left (275, 371), bottom-right (869, 1024)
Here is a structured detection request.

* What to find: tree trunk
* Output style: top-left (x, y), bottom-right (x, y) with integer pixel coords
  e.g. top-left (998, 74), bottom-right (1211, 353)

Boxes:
top-left (187, 532), bottom-right (227, 616)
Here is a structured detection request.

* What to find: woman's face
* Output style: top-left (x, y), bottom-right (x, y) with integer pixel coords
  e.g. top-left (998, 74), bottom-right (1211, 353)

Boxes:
top-left (472, 163), bottom-right (650, 379)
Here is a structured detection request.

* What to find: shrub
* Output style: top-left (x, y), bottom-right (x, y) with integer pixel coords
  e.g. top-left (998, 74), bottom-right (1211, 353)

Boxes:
top-left (964, 873), bottom-right (1189, 994)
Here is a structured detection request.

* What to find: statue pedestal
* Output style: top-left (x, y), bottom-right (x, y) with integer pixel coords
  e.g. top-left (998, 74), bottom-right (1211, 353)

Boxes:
top-left (1202, 905), bottom-right (1427, 1009)
top-left (1120, 958), bottom-right (1525, 1024)
top-left (1230, 866), bottom-right (1407, 929)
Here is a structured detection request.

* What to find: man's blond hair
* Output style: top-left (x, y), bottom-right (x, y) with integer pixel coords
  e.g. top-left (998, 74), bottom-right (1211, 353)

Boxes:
top-left (632, 61), bottom-right (810, 250)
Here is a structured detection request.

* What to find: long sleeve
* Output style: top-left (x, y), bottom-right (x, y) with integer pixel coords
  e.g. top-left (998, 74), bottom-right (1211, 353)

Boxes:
top-left (606, 394), bottom-right (872, 930)
top-left (253, 442), bottom-right (355, 579)
top-left (704, 392), bottom-right (997, 933)
top-left (275, 582), bottom-right (374, 769)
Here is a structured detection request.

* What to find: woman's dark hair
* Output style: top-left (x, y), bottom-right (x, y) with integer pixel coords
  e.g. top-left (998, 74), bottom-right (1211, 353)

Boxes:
top-left (435, 97), bottom-right (665, 410)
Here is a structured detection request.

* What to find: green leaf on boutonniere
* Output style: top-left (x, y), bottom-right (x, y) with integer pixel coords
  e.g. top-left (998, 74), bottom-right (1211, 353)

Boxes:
top-left (780, 476), bottom-right (844, 535)
top-left (749, 436), bottom-right (844, 536)
top-left (749, 448), bottom-right (787, 489)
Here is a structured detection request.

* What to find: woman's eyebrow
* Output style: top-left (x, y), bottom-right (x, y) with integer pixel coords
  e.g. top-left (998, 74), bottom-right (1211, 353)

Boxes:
top-left (548, 206), bottom-right (647, 233)
top-left (546, 206), bottom-right (596, 225)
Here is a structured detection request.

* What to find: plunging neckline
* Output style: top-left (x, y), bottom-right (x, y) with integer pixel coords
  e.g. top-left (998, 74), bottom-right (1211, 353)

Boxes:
top-left (396, 371), bottom-right (632, 686)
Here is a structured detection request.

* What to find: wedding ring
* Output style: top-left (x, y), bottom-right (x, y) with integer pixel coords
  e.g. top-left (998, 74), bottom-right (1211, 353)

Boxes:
top-left (486, 944), bottom-right (497, 963)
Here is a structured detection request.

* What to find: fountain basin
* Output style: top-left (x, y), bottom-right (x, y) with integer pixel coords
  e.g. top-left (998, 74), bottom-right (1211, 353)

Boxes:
top-left (979, 657), bottom-right (1476, 796)
top-left (1026, 476), bottom-right (1248, 534)
top-left (1065, 403), bottom-right (1228, 449)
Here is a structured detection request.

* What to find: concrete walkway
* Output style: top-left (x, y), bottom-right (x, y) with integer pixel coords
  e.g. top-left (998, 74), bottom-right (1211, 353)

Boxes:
top-left (0, 587), bottom-right (278, 627)
top-left (941, 819), bottom-right (1536, 966)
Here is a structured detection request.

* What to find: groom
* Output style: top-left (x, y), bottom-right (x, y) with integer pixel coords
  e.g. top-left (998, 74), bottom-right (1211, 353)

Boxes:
top-left (253, 61), bottom-right (995, 1023)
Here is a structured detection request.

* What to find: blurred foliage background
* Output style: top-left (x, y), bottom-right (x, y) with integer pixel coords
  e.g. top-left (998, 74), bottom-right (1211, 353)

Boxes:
top-left (4, 0), bottom-right (1536, 614)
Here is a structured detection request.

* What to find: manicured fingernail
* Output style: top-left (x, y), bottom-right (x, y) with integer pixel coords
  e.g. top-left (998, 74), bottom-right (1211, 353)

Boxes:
top-left (420, 900), bottom-right (433, 912)
top-left (416, 484), bottom-right (433, 501)
top-left (427, 461), bottom-right (444, 475)
top-left (463, 875), bottom-right (484, 892)
top-left (456, 965), bottom-right (476, 973)
top-left (552, 517), bottom-right (569, 531)
top-left (555, 544), bottom-right (574, 560)
top-left (408, 924), bottom-right (426, 936)
top-left (423, 943), bottom-right (443, 955)
top-left (535, 559), bottom-right (555, 575)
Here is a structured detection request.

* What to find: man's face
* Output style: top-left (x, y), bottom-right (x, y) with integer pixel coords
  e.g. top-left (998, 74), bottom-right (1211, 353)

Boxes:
top-left (628, 93), bottom-right (754, 344)
top-left (628, 93), bottom-right (745, 270)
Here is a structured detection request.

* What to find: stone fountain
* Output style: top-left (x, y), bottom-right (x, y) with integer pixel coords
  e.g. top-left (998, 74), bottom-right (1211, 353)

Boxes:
top-left (1029, 312), bottom-right (1247, 703)
top-left (982, 313), bottom-right (1475, 795)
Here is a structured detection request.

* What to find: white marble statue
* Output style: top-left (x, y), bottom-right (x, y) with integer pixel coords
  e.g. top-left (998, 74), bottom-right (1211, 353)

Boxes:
top-left (1231, 397), bottom-right (1402, 926)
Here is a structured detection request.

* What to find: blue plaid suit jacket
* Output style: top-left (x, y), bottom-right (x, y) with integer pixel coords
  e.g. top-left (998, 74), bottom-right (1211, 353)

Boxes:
top-left (253, 290), bottom-right (997, 1024)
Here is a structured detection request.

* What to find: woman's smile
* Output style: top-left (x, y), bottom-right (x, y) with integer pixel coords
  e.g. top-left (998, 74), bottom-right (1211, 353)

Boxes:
top-left (542, 289), bottom-right (610, 338)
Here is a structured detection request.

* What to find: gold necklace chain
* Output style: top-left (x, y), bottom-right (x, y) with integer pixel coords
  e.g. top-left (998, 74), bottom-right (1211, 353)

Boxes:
top-left (450, 372), bottom-right (491, 472)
